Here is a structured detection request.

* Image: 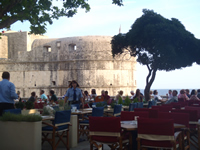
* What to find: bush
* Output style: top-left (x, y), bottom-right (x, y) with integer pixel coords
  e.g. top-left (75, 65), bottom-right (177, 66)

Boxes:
top-left (0, 113), bottom-right (42, 122)
top-left (15, 102), bottom-right (25, 110)
top-left (58, 99), bottom-right (65, 107)
top-left (123, 96), bottom-right (131, 106)
top-left (25, 101), bottom-right (34, 109)
top-left (118, 97), bottom-right (123, 104)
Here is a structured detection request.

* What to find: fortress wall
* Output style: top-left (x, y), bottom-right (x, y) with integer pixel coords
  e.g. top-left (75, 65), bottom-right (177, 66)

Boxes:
top-left (0, 35), bottom-right (8, 58)
top-left (0, 35), bottom-right (137, 97)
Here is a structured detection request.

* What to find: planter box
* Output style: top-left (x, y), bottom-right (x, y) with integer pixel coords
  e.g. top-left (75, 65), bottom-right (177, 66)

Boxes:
top-left (22, 109), bottom-right (40, 115)
top-left (0, 121), bottom-right (41, 150)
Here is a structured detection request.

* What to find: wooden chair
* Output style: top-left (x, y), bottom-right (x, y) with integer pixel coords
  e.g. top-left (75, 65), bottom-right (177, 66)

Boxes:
top-left (42, 110), bottom-right (71, 150)
top-left (89, 116), bottom-right (129, 150)
top-left (95, 96), bottom-right (104, 102)
top-left (79, 107), bottom-right (104, 140)
top-left (120, 111), bottom-right (149, 121)
top-left (137, 118), bottom-right (182, 150)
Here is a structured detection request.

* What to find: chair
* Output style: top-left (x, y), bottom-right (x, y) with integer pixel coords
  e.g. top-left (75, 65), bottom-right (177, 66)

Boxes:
top-left (3, 109), bottom-right (21, 114)
top-left (137, 102), bottom-right (143, 108)
top-left (137, 118), bottom-right (182, 150)
top-left (42, 110), bottom-right (71, 150)
top-left (121, 111), bottom-right (149, 121)
top-left (134, 108), bottom-right (159, 118)
top-left (170, 102), bottom-right (181, 109)
top-left (79, 107), bottom-right (104, 139)
top-left (128, 103), bottom-right (137, 111)
top-left (89, 116), bottom-right (129, 150)
top-left (185, 106), bottom-right (200, 119)
top-left (95, 96), bottom-right (104, 102)
top-left (152, 105), bottom-right (172, 112)
top-left (113, 104), bottom-right (122, 117)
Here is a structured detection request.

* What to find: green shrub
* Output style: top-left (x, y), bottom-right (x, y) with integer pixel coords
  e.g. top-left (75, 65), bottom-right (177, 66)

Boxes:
top-left (123, 96), bottom-right (131, 106)
top-left (64, 102), bottom-right (71, 110)
top-left (111, 101), bottom-right (117, 108)
top-left (15, 102), bottom-right (25, 110)
top-left (96, 102), bottom-right (107, 108)
top-left (118, 97), bottom-right (123, 104)
top-left (25, 101), bottom-right (34, 109)
top-left (58, 99), bottom-right (65, 107)
top-left (0, 113), bottom-right (42, 122)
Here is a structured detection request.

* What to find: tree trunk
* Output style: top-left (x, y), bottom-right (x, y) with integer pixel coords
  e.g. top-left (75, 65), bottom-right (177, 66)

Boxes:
top-left (144, 68), bottom-right (157, 101)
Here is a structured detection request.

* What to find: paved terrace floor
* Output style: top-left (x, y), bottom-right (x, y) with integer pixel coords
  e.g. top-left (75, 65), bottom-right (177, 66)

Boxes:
top-left (42, 135), bottom-right (198, 150)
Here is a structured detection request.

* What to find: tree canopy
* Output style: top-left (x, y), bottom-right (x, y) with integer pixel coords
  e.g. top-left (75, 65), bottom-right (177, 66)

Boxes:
top-left (112, 9), bottom-right (200, 101)
top-left (0, 0), bottom-right (123, 34)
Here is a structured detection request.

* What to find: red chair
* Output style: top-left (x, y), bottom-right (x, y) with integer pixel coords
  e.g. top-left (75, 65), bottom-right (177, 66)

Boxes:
top-left (170, 102), bottom-right (181, 109)
top-left (137, 118), bottom-right (182, 149)
top-left (134, 108), bottom-right (159, 118)
top-left (185, 106), bottom-right (200, 119)
top-left (178, 101), bottom-right (188, 107)
top-left (89, 116), bottom-right (129, 150)
top-left (120, 111), bottom-right (149, 121)
top-left (152, 105), bottom-right (173, 112)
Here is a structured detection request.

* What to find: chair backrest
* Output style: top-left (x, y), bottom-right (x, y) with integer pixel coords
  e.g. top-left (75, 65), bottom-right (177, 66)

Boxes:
top-left (95, 96), bottom-right (104, 102)
top-left (185, 106), bottom-right (200, 119)
top-left (54, 110), bottom-right (71, 127)
top-left (148, 109), bottom-right (159, 118)
top-left (138, 118), bottom-right (174, 148)
top-left (170, 102), bottom-right (181, 109)
top-left (71, 104), bottom-right (80, 110)
top-left (152, 105), bottom-right (172, 112)
top-left (138, 102), bottom-right (143, 108)
top-left (120, 111), bottom-right (134, 121)
top-left (170, 112), bottom-right (189, 128)
top-left (171, 109), bottom-right (198, 122)
top-left (113, 104), bottom-right (122, 117)
top-left (129, 103), bottom-right (137, 111)
top-left (158, 112), bottom-right (171, 119)
top-left (134, 108), bottom-right (149, 112)
top-left (92, 107), bottom-right (104, 117)
top-left (3, 109), bottom-right (21, 114)
top-left (89, 116), bottom-right (121, 138)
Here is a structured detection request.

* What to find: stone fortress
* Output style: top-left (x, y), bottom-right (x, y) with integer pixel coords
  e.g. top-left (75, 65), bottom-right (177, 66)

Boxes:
top-left (0, 31), bottom-right (137, 98)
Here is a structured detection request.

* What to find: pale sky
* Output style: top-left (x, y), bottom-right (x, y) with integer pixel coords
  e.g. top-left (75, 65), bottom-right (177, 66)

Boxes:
top-left (4, 0), bottom-right (200, 89)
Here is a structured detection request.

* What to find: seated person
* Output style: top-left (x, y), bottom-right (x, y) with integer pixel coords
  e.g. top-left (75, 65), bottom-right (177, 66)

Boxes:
top-left (49, 90), bottom-right (57, 103)
top-left (153, 90), bottom-right (163, 102)
top-left (164, 90), bottom-right (178, 104)
top-left (104, 91), bottom-right (110, 103)
top-left (186, 89), bottom-right (191, 98)
top-left (130, 91), bottom-right (135, 100)
top-left (40, 90), bottom-right (48, 101)
top-left (178, 89), bottom-right (189, 100)
top-left (189, 89), bottom-right (200, 101)
top-left (115, 90), bottom-right (123, 101)
top-left (101, 90), bottom-right (105, 97)
top-left (166, 90), bottom-right (173, 99)
top-left (28, 92), bottom-right (36, 103)
top-left (90, 89), bottom-right (97, 100)
top-left (197, 89), bottom-right (200, 99)
top-left (133, 89), bottom-right (143, 103)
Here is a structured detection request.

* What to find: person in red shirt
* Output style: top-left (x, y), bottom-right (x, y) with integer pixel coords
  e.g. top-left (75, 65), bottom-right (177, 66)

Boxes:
top-left (104, 91), bottom-right (110, 103)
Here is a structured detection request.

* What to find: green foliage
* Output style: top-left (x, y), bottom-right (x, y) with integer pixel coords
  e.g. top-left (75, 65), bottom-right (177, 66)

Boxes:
top-left (0, 0), bottom-right (124, 34)
top-left (42, 106), bottom-right (51, 115)
top-left (64, 102), bottom-right (71, 111)
top-left (15, 102), bottom-right (25, 110)
top-left (58, 99), bottom-right (65, 107)
top-left (133, 97), bottom-right (139, 103)
top-left (25, 101), bottom-right (34, 109)
top-left (0, 113), bottom-right (42, 122)
top-left (123, 96), bottom-right (131, 106)
top-left (118, 97), bottom-right (123, 104)
top-left (111, 9), bottom-right (200, 101)
top-left (111, 101), bottom-right (117, 108)
top-left (96, 102), bottom-right (107, 108)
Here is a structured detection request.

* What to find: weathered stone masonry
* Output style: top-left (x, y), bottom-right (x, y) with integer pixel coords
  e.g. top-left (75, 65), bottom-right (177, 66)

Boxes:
top-left (0, 31), bottom-right (137, 97)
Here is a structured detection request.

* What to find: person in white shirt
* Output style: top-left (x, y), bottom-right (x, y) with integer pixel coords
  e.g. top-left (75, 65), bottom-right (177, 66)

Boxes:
top-left (166, 90), bottom-right (173, 99)
top-left (130, 91), bottom-right (135, 100)
top-left (153, 90), bottom-right (163, 101)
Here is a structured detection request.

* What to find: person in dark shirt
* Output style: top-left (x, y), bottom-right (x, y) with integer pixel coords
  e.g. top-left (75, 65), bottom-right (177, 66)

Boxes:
top-left (28, 92), bottom-right (36, 102)
top-left (49, 90), bottom-right (57, 103)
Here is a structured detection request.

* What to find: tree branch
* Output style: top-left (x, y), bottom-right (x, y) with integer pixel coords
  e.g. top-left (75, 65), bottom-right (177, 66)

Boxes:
top-left (146, 64), bottom-right (152, 85)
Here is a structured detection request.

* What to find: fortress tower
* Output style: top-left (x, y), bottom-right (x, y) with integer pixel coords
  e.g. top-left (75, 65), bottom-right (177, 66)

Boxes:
top-left (0, 31), bottom-right (137, 97)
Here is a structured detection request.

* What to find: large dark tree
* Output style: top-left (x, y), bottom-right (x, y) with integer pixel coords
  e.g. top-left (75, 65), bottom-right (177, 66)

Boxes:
top-left (112, 9), bottom-right (200, 101)
top-left (0, 0), bottom-right (123, 34)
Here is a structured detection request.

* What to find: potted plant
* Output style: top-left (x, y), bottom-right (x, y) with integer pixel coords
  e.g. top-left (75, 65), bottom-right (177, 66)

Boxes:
top-left (22, 101), bottom-right (39, 115)
top-left (15, 102), bottom-right (25, 110)
top-left (0, 113), bottom-right (42, 150)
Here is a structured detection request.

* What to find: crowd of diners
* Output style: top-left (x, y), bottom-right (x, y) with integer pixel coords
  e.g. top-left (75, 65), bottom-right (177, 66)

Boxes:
top-left (17, 81), bottom-right (200, 108)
